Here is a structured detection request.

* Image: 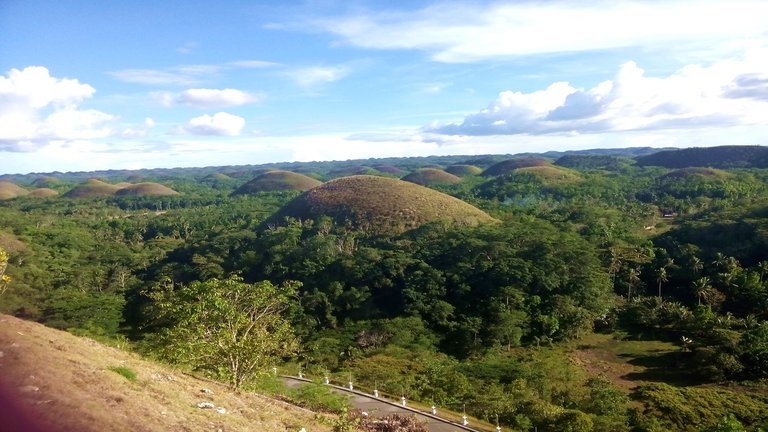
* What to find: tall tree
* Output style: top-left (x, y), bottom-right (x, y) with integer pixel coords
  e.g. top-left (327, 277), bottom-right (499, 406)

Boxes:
top-left (146, 276), bottom-right (299, 389)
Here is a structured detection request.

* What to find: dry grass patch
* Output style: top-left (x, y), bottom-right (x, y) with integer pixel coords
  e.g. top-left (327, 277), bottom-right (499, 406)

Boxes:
top-left (0, 314), bottom-right (329, 432)
top-left (0, 181), bottom-right (29, 200)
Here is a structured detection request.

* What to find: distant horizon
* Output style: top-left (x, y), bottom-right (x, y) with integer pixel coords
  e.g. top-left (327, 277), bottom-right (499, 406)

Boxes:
top-left (2, 1), bottom-right (767, 175)
top-left (0, 144), bottom-right (690, 177)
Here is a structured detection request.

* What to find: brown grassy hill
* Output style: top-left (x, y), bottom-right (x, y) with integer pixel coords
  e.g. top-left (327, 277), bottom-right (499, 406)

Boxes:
top-left (482, 158), bottom-right (550, 176)
top-left (372, 164), bottom-right (403, 174)
top-left (267, 175), bottom-right (497, 235)
top-left (232, 171), bottom-right (323, 195)
top-left (63, 179), bottom-right (122, 198)
top-left (0, 314), bottom-right (328, 432)
top-left (516, 165), bottom-right (582, 185)
top-left (31, 176), bottom-right (63, 188)
top-left (0, 181), bottom-right (29, 200)
top-left (401, 168), bottom-right (462, 186)
top-left (445, 164), bottom-right (482, 177)
top-left (115, 183), bottom-right (180, 196)
top-left (662, 167), bottom-right (728, 179)
top-left (328, 166), bottom-right (377, 177)
top-left (28, 188), bottom-right (59, 198)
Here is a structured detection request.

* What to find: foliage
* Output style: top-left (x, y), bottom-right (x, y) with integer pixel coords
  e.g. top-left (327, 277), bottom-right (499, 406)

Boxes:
top-left (144, 276), bottom-right (299, 388)
top-left (108, 366), bottom-right (137, 382)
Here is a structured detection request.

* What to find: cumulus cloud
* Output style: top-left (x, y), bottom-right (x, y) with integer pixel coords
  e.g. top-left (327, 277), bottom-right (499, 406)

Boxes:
top-left (430, 51), bottom-right (768, 136)
top-left (179, 112), bottom-right (245, 136)
top-left (309, 0), bottom-right (768, 63)
top-left (287, 66), bottom-right (349, 87)
top-left (0, 66), bottom-right (114, 151)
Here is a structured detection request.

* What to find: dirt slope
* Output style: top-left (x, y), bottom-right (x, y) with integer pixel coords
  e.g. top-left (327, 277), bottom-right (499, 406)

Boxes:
top-left (0, 314), bottom-right (327, 432)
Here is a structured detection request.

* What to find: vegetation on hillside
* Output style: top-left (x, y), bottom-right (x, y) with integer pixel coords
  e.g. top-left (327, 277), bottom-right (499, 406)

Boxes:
top-left (2, 145), bottom-right (768, 431)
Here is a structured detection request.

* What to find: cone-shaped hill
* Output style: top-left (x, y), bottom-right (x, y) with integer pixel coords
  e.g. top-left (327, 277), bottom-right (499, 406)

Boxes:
top-left (31, 176), bottom-right (63, 188)
top-left (661, 167), bottom-right (728, 179)
top-left (115, 183), bottom-right (180, 196)
top-left (63, 179), bottom-right (122, 198)
top-left (265, 175), bottom-right (497, 236)
top-left (0, 181), bottom-right (29, 200)
top-left (401, 168), bottom-right (462, 186)
top-left (28, 188), bottom-right (59, 198)
top-left (445, 164), bottom-right (482, 176)
top-left (232, 171), bottom-right (323, 195)
top-left (482, 158), bottom-right (550, 176)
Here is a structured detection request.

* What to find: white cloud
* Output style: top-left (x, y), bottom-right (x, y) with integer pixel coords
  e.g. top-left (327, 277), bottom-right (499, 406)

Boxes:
top-left (110, 69), bottom-right (204, 85)
top-left (228, 60), bottom-right (280, 69)
top-left (287, 66), bottom-right (349, 87)
top-left (0, 66), bottom-right (114, 151)
top-left (180, 112), bottom-right (245, 136)
top-left (312, 0), bottom-right (768, 63)
top-left (431, 49), bottom-right (768, 136)
top-left (144, 117), bottom-right (156, 128)
top-left (177, 88), bottom-right (261, 108)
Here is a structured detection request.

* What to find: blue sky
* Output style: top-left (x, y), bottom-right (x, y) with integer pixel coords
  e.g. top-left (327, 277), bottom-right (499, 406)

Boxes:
top-left (1, 0), bottom-right (767, 174)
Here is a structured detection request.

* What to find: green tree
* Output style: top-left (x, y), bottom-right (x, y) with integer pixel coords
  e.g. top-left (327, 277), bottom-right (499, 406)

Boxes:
top-left (0, 246), bottom-right (9, 296)
top-left (693, 277), bottom-right (712, 306)
top-left (146, 276), bottom-right (299, 388)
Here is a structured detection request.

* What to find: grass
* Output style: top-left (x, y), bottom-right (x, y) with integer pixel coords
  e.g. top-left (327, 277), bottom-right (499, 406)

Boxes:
top-left (109, 366), bottom-right (138, 382)
top-left (516, 165), bottom-right (582, 185)
top-left (267, 175), bottom-right (498, 235)
top-left (63, 179), bottom-right (122, 198)
top-left (569, 333), bottom-right (692, 389)
top-left (232, 170), bottom-right (323, 195)
top-left (482, 157), bottom-right (551, 176)
top-left (401, 168), bottom-right (462, 186)
top-left (0, 181), bottom-right (29, 200)
top-left (0, 314), bottom-right (330, 432)
top-left (445, 164), bottom-right (483, 176)
top-left (115, 182), bottom-right (179, 196)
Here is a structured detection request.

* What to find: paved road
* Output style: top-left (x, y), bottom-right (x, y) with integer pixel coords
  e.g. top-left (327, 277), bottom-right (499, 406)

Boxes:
top-left (282, 376), bottom-right (487, 432)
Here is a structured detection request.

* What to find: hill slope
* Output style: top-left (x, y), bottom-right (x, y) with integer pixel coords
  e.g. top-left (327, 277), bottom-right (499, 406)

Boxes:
top-left (266, 175), bottom-right (497, 235)
top-left (0, 314), bottom-right (328, 432)
top-left (635, 145), bottom-right (768, 168)
top-left (232, 171), bottom-right (322, 195)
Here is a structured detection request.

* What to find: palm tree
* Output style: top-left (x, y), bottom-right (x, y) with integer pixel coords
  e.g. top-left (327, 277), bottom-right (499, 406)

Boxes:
top-left (758, 261), bottom-right (768, 283)
top-left (692, 277), bottom-right (711, 305)
top-left (656, 266), bottom-right (668, 299)
top-left (690, 256), bottom-right (703, 277)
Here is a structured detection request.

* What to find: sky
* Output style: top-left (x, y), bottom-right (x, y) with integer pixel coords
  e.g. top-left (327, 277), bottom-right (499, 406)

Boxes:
top-left (1, 0), bottom-right (767, 175)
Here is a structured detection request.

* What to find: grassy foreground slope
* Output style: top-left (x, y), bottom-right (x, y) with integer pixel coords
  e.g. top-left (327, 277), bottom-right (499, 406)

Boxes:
top-left (0, 314), bottom-right (327, 432)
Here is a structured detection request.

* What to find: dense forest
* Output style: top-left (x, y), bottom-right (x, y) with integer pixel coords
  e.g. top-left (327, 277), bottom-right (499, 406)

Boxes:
top-left (2, 145), bottom-right (768, 431)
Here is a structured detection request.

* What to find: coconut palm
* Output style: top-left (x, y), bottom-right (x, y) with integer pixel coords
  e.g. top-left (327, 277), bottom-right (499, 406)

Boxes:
top-left (656, 266), bottom-right (669, 299)
top-left (692, 277), bottom-right (712, 305)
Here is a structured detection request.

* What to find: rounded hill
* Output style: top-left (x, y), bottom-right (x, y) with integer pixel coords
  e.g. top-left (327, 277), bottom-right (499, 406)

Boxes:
top-left (401, 168), bottom-right (462, 186)
top-left (115, 183), bottom-right (180, 196)
top-left (445, 164), bottom-right (482, 176)
top-left (63, 179), bottom-right (123, 198)
top-left (662, 167), bottom-right (727, 179)
top-left (32, 176), bottom-right (63, 188)
top-left (28, 188), bottom-right (59, 198)
top-left (482, 158), bottom-right (550, 176)
top-left (0, 181), bottom-right (29, 200)
top-left (266, 175), bottom-right (497, 235)
top-left (232, 171), bottom-right (322, 195)
top-left (516, 165), bottom-right (581, 185)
